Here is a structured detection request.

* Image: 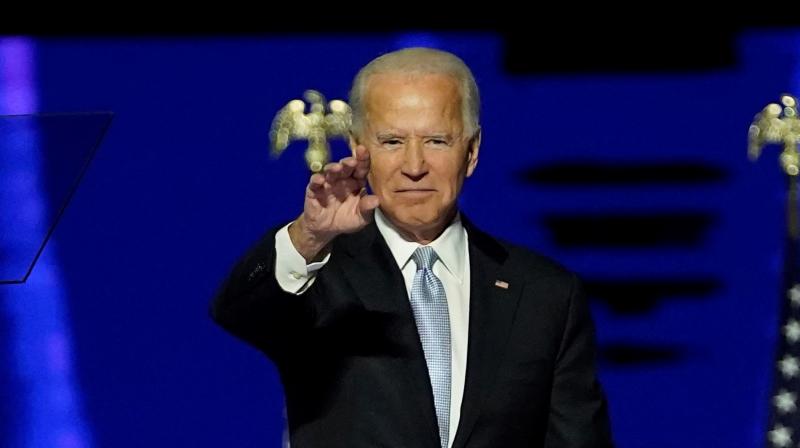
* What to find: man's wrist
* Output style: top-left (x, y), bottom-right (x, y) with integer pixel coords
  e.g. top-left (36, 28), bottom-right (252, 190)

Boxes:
top-left (288, 215), bottom-right (333, 262)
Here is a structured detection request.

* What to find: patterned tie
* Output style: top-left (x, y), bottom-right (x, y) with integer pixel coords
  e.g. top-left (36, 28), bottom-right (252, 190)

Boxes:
top-left (409, 246), bottom-right (451, 448)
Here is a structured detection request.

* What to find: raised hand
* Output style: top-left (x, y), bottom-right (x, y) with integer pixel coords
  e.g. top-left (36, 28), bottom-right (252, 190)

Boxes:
top-left (288, 146), bottom-right (379, 261)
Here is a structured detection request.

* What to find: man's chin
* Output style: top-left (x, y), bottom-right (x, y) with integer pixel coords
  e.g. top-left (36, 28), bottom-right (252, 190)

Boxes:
top-left (385, 208), bottom-right (452, 234)
top-left (384, 207), bottom-right (435, 226)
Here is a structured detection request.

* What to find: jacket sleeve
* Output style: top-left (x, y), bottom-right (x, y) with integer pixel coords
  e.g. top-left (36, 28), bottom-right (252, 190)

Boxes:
top-left (545, 274), bottom-right (614, 448)
top-left (209, 225), bottom-right (320, 362)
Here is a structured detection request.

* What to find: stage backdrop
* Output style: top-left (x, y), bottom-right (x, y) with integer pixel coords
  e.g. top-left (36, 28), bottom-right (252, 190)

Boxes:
top-left (1, 31), bottom-right (798, 447)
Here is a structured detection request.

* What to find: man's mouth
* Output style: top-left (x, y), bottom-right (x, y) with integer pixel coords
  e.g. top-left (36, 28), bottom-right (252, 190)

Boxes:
top-left (395, 189), bottom-right (436, 195)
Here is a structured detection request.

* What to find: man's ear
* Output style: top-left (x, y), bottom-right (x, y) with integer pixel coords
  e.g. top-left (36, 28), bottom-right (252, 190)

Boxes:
top-left (465, 128), bottom-right (481, 178)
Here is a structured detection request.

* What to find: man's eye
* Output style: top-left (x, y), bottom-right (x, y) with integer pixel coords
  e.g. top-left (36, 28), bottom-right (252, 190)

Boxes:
top-left (383, 139), bottom-right (402, 145)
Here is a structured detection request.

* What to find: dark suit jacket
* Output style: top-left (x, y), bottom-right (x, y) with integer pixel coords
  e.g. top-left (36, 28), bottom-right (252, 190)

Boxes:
top-left (211, 216), bottom-right (613, 447)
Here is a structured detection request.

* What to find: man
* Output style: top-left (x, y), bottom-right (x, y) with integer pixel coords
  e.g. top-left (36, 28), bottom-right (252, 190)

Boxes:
top-left (211, 47), bottom-right (613, 447)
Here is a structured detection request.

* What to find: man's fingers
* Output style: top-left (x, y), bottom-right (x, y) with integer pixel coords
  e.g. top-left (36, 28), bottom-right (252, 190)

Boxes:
top-left (308, 173), bottom-right (325, 188)
top-left (324, 155), bottom-right (363, 186)
top-left (353, 146), bottom-right (371, 180)
top-left (330, 178), bottom-right (363, 201)
top-left (324, 166), bottom-right (343, 185)
top-left (358, 194), bottom-right (380, 214)
top-left (307, 156), bottom-right (372, 212)
top-left (306, 173), bottom-right (329, 202)
top-left (323, 162), bottom-right (343, 182)
top-left (339, 157), bottom-right (357, 178)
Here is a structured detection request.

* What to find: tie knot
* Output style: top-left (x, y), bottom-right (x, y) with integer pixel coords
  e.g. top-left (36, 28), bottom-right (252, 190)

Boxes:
top-left (412, 246), bottom-right (438, 271)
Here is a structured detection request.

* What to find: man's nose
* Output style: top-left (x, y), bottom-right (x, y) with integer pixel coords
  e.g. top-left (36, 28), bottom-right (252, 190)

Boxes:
top-left (401, 139), bottom-right (427, 179)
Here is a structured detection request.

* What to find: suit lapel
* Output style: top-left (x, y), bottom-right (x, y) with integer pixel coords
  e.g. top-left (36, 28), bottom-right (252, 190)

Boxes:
top-left (337, 221), bottom-right (441, 448)
top-left (338, 221), bottom-right (408, 315)
top-left (452, 220), bottom-right (522, 448)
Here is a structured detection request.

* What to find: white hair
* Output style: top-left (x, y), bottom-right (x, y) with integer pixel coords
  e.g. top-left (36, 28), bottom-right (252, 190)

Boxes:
top-left (349, 47), bottom-right (481, 139)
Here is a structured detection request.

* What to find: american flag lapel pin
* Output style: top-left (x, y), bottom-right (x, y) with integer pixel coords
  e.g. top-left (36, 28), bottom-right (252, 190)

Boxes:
top-left (494, 280), bottom-right (509, 289)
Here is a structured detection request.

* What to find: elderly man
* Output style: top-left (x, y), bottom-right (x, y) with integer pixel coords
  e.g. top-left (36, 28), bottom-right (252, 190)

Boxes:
top-left (211, 47), bottom-right (613, 448)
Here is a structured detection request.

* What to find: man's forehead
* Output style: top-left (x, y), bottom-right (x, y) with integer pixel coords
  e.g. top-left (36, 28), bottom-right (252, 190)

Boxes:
top-left (361, 73), bottom-right (463, 134)
top-left (364, 76), bottom-right (461, 113)
top-left (365, 72), bottom-right (460, 96)
top-left (365, 111), bottom-right (464, 137)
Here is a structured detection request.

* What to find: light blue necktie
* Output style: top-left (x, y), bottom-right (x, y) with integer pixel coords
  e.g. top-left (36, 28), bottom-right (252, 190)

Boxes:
top-left (410, 246), bottom-right (451, 448)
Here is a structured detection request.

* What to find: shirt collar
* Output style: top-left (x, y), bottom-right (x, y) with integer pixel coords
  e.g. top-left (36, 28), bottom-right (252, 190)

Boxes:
top-left (374, 207), bottom-right (467, 283)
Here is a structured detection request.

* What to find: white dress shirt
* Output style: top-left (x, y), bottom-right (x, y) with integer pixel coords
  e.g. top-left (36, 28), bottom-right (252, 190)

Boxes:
top-left (274, 208), bottom-right (471, 448)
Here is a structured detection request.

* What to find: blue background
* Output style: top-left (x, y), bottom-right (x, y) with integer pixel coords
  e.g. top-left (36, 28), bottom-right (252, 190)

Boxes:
top-left (1, 31), bottom-right (799, 447)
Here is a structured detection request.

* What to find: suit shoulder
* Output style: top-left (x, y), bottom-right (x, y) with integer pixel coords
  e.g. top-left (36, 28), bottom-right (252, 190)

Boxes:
top-left (464, 217), bottom-right (577, 282)
top-left (496, 238), bottom-right (577, 282)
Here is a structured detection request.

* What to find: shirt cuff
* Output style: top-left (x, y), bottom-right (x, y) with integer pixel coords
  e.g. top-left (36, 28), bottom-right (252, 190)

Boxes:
top-left (274, 222), bottom-right (331, 294)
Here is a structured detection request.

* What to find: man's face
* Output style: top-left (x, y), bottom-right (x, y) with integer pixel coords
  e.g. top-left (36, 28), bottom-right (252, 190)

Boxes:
top-left (354, 73), bottom-right (480, 238)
